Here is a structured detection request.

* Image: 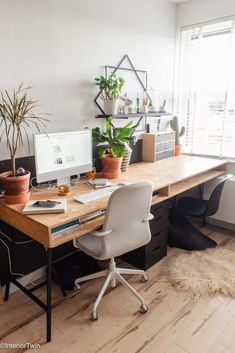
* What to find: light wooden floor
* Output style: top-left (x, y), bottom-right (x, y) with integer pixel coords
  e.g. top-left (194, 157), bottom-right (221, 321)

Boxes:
top-left (1, 225), bottom-right (235, 353)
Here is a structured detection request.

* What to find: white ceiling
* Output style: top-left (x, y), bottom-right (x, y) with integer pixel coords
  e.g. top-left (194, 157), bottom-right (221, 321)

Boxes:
top-left (171, 0), bottom-right (190, 3)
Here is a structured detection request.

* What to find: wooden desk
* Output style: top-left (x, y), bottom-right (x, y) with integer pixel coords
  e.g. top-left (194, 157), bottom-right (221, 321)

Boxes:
top-left (0, 155), bottom-right (226, 249)
top-left (0, 287), bottom-right (3, 305)
top-left (0, 155), bottom-right (227, 339)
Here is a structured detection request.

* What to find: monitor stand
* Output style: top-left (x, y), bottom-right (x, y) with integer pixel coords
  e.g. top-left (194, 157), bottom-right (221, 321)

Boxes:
top-left (57, 175), bottom-right (80, 186)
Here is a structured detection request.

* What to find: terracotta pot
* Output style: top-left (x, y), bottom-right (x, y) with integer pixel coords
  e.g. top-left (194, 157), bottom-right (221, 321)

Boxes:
top-left (0, 171), bottom-right (31, 204)
top-left (101, 155), bottom-right (122, 179)
top-left (175, 145), bottom-right (182, 156)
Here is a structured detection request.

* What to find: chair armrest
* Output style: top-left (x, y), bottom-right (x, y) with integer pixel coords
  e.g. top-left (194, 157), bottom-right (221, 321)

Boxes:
top-left (90, 229), bottom-right (112, 237)
top-left (143, 213), bottom-right (154, 222)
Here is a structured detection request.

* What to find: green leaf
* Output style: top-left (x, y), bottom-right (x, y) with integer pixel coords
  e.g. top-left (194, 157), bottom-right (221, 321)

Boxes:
top-left (0, 84), bottom-right (50, 164)
top-left (110, 143), bottom-right (125, 158)
top-left (98, 147), bottom-right (107, 158)
top-left (105, 116), bottom-right (113, 140)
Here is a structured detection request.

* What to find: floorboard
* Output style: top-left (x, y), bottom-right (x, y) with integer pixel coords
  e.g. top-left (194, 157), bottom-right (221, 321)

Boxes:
top-left (0, 225), bottom-right (235, 353)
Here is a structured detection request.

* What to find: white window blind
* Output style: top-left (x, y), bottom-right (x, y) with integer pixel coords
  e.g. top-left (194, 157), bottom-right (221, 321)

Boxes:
top-left (175, 19), bottom-right (235, 158)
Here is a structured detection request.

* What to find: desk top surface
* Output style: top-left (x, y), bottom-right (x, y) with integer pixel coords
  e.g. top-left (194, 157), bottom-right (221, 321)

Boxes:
top-left (0, 155), bottom-right (226, 247)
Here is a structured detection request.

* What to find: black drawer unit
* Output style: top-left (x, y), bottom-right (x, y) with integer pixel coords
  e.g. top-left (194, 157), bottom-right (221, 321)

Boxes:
top-left (121, 201), bottom-right (169, 270)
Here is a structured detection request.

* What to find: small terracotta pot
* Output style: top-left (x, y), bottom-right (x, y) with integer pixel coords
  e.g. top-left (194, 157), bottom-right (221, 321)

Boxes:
top-left (0, 171), bottom-right (31, 204)
top-left (4, 191), bottom-right (31, 204)
top-left (101, 155), bottom-right (122, 179)
top-left (175, 145), bottom-right (182, 156)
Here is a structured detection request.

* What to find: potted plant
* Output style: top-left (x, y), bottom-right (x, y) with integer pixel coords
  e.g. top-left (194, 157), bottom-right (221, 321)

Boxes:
top-left (95, 73), bottom-right (125, 115)
top-left (0, 84), bottom-right (49, 204)
top-left (92, 116), bottom-right (137, 178)
top-left (170, 116), bottom-right (185, 156)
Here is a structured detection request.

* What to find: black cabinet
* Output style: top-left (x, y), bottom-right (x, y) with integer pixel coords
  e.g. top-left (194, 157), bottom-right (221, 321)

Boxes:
top-left (121, 201), bottom-right (169, 270)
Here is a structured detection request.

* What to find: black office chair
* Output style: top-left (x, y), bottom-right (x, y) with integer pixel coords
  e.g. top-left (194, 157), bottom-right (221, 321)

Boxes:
top-left (176, 173), bottom-right (233, 225)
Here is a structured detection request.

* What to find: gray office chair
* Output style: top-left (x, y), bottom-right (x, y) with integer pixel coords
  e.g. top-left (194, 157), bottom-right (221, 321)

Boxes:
top-left (73, 181), bottom-right (153, 321)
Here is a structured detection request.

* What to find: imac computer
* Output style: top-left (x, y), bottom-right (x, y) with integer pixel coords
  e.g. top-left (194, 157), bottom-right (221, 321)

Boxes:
top-left (34, 130), bottom-right (92, 185)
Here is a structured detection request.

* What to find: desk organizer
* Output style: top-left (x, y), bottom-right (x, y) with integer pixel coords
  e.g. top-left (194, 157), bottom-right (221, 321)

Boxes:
top-left (142, 131), bottom-right (175, 162)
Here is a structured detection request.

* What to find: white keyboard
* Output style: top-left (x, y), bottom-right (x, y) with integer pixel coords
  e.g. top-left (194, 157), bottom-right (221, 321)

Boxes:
top-left (74, 185), bottom-right (121, 204)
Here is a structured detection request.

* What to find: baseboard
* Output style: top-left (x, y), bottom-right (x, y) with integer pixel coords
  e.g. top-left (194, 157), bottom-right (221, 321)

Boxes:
top-left (208, 218), bottom-right (235, 231)
top-left (2, 266), bottom-right (46, 296)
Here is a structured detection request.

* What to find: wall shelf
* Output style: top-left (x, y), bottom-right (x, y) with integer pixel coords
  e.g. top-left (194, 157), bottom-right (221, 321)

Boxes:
top-left (96, 112), bottom-right (171, 119)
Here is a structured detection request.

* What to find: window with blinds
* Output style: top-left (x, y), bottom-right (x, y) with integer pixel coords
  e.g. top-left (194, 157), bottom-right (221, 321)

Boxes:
top-left (175, 19), bottom-right (235, 158)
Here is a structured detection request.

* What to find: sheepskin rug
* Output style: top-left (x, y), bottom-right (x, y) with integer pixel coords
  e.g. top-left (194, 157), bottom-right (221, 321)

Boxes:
top-left (164, 247), bottom-right (235, 299)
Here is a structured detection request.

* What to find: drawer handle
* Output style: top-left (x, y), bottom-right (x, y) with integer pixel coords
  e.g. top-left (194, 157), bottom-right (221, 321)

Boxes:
top-left (152, 205), bottom-right (164, 211)
top-left (153, 231), bottom-right (163, 237)
top-left (153, 216), bottom-right (162, 222)
top-left (152, 245), bottom-right (161, 252)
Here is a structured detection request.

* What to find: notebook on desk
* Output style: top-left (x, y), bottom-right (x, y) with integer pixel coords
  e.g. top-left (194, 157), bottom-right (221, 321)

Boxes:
top-left (22, 199), bottom-right (67, 215)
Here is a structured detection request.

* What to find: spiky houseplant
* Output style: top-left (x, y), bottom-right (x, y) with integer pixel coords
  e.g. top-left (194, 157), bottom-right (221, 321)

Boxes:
top-left (170, 116), bottom-right (185, 156)
top-left (0, 84), bottom-right (49, 203)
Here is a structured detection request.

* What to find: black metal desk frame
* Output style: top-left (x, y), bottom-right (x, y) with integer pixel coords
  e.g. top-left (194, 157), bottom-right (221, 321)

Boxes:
top-left (4, 241), bottom-right (53, 343)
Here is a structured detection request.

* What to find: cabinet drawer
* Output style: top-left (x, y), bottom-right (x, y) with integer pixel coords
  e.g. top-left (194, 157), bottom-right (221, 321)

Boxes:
top-left (149, 216), bottom-right (168, 235)
top-left (156, 150), bottom-right (174, 160)
top-left (167, 132), bottom-right (175, 140)
top-left (150, 203), bottom-right (169, 234)
top-left (156, 151), bottom-right (167, 160)
top-left (151, 202), bottom-right (169, 219)
top-left (147, 230), bottom-right (167, 252)
top-left (145, 240), bottom-right (167, 269)
top-left (165, 140), bottom-right (175, 150)
top-left (156, 133), bottom-right (168, 142)
top-left (155, 142), bottom-right (165, 152)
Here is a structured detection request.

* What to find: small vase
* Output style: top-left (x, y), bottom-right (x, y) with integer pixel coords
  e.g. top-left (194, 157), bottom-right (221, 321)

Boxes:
top-left (121, 144), bottom-right (133, 172)
top-left (103, 99), bottom-right (119, 115)
top-left (101, 154), bottom-right (122, 179)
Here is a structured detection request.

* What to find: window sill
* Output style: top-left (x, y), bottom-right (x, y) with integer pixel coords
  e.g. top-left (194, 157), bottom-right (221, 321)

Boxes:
top-left (182, 152), bottom-right (235, 163)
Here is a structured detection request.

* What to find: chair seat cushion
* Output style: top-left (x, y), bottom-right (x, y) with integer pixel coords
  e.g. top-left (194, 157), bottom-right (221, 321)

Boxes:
top-left (177, 197), bottom-right (209, 218)
top-left (75, 234), bottom-right (103, 259)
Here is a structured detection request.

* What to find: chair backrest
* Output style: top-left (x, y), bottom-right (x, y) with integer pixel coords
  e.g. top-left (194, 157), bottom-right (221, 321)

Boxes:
top-left (100, 181), bottom-right (153, 259)
top-left (205, 174), bottom-right (233, 217)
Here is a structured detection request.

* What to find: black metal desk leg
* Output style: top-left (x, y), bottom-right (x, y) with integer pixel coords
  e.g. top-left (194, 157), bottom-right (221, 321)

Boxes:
top-left (46, 248), bottom-right (52, 343)
top-left (4, 276), bottom-right (11, 301)
top-left (4, 237), bottom-right (15, 301)
top-left (199, 184), bottom-right (204, 199)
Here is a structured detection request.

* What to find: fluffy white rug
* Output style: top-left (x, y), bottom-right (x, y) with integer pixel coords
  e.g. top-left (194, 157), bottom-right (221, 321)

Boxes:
top-left (165, 247), bottom-right (235, 299)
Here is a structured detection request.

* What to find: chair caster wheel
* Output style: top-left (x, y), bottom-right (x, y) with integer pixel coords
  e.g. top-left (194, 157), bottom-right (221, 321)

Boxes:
top-left (140, 304), bottom-right (148, 314)
top-left (141, 274), bottom-right (149, 282)
top-left (74, 283), bottom-right (80, 292)
top-left (91, 312), bottom-right (98, 321)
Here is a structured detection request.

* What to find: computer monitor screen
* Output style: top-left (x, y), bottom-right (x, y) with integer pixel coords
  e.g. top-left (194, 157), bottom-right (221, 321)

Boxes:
top-left (34, 130), bottom-right (92, 184)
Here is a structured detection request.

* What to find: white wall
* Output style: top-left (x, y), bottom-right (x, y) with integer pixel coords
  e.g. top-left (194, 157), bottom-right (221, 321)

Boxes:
top-left (177, 0), bottom-right (235, 27)
top-left (0, 0), bottom-right (176, 160)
